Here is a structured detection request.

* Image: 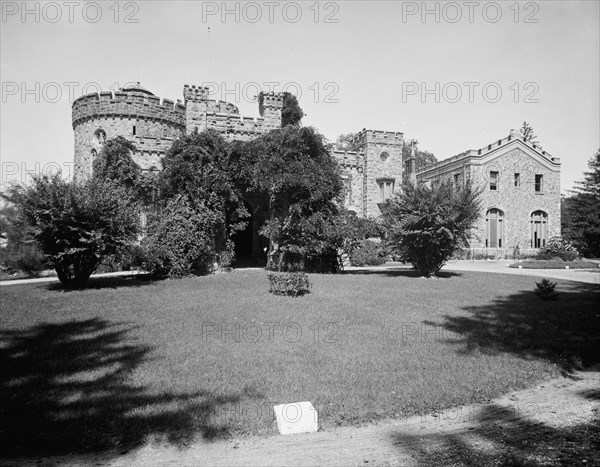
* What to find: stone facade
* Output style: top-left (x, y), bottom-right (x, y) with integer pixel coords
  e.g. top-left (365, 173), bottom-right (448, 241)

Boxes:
top-left (415, 130), bottom-right (561, 254)
top-left (72, 83), bottom-right (285, 179)
top-left (332, 130), bottom-right (404, 217)
top-left (71, 84), bottom-right (561, 257)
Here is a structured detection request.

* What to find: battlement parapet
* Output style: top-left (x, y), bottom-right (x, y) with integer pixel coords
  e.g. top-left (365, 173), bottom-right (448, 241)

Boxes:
top-left (333, 149), bottom-right (366, 171)
top-left (72, 91), bottom-right (186, 129)
top-left (259, 91), bottom-right (285, 108)
top-left (349, 128), bottom-right (404, 148)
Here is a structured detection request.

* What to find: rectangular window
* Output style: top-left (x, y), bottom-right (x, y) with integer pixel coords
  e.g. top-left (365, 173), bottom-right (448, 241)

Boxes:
top-left (514, 173), bottom-right (520, 187)
top-left (132, 125), bottom-right (136, 136)
top-left (489, 171), bottom-right (498, 190)
top-left (454, 173), bottom-right (460, 190)
top-left (535, 174), bottom-right (543, 192)
top-left (378, 180), bottom-right (395, 202)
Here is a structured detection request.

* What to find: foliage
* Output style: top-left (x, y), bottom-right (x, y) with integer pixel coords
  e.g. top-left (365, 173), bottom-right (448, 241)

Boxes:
top-left (334, 133), bottom-right (357, 151)
top-left (519, 121), bottom-right (542, 148)
top-left (562, 149), bottom-right (600, 257)
top-left (281, 92), bottom-right (304, 127)
top-left (8, 174), bottom-right (140, 288)
top-left (534, 278), bottom-right (559, 300)
top-left (536, 237), bottom-right (580, 262)
top-left (383, 180), bottom-right (482, 277)
top-left (140, 196), bottom-right (219, 278)
top-left (241, 125), bottom-right (344, 270)
top-left (267, 271), bottom-right (311, 296)
top-left (402, 139), bottom-right (437, 170)
top-left (159, 129), bottom-right (248, 245)
top-left (350, 240), bottom-right (387, 267)
top-left (92, 136), bottom-right (158, 205)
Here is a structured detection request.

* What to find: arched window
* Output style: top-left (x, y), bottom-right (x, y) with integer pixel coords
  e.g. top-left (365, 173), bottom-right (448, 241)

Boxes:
top-left (93, 128), bottom-right (106, 145)
top-left (379, 151), bottom-right (389, 162)
top-left (486, 208), bottom-right (504, 248)
top-left (531, 211), bottom-right (548, 248)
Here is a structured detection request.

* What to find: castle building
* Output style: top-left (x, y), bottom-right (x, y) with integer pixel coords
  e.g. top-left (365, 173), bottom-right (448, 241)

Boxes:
top-left (72, 83), bottom-right (560, 258)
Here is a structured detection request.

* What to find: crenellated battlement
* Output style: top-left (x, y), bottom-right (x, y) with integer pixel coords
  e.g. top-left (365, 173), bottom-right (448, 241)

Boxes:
top-left (72, 91), bottom-right (186, 129)
top-left (350, 128), bottom-right (404, 148)
top-left (259, 91), bottom-right (285, 110)
top-left (332, 149), bottom-right (366, 171)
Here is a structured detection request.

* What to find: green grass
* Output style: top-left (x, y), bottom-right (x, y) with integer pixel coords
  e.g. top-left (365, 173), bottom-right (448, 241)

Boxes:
top-left (509, 260), bottom-right (599, 269)
top-left (1, 270), bottom-right (598, 457)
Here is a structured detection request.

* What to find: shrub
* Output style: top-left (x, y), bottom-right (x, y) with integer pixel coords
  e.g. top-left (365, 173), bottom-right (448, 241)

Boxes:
top-left (267, 271), bottom-right (311, 296)
top-left (350, 240), bottom-right (387, 266)
top-left (534, 278), bottom-right (559, 300)
top-left (383, 180), bottom-right (482, 277)
top-left (8, 175), bottom-right (140, 289)
top-left (536, 237), bottom-right (579, 262)
top-left (216, 240), bottom-right (236, 273)
top-left (141, 197), bottom-right (219, 278)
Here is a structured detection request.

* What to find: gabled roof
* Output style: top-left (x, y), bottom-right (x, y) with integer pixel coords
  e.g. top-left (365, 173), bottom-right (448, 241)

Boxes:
top-left (416, 130), bottom-right (560, 176)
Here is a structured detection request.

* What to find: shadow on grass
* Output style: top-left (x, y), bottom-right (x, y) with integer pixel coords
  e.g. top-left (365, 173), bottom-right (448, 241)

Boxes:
top-left (45, 274), bottom-right (161, 292)
top-left (392, 404), bottom-right (600, 466)
top-left (427, 281), bottom-right (600, 372)
top-left (0, 318), bottom-right (263, 458)
top-left (342, 268), bottom-right (463, 279)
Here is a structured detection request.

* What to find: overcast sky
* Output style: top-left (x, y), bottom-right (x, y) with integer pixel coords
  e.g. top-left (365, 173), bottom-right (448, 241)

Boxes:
top-left (1, 0), bottom-right (598, 193)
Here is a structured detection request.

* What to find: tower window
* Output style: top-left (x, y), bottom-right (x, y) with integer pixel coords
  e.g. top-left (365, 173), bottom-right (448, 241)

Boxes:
top-left (378, 179), bottom-right (395, 202)
top-left (133, 125), bottom-right (136, 136)
top-left (454, 173), bottom-right (461, 190)
top-left (514, 173), bottom-right (520, 187)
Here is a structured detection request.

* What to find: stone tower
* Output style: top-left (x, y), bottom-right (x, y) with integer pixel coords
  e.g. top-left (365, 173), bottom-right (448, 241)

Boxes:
top-left (346, 129), bottom-right (404, 217)
top-left (183, 85), bottom-right (284, 141)
top-left (72, 83), bottom-right (185, 179)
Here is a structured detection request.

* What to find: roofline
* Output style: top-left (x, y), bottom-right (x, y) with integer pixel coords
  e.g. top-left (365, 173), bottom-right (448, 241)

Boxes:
top-left (416, 133), bottom-right (560, 176)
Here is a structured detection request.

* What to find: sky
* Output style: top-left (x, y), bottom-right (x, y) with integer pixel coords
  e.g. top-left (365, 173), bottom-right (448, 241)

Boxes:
top-left (1, 0), bottom-right (599, 193)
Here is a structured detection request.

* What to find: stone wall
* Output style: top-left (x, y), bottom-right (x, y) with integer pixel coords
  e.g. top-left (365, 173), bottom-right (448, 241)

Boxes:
top-left (72, 91), bottom-right (185, 179)
top-left (183, 85), bottom-right (283, 141)
top-left (416, 136), bottom-right (561, 251)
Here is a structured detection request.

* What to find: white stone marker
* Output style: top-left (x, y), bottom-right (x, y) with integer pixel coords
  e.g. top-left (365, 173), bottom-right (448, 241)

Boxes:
top-left (274, 401), bottom-right (318, 435)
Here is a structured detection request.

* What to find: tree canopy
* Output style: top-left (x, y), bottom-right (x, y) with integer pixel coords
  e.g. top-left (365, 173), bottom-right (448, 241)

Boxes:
top-left (562, 149), bottom-right (600, 256)
top-left (402, 139), bottom-right (437, 170)
top-left (519, 121), bottom-right (542, 148)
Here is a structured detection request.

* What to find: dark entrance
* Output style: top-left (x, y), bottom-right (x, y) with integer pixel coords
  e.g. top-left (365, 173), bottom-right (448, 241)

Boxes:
top-left (231, 201), bottom-right (254, 259)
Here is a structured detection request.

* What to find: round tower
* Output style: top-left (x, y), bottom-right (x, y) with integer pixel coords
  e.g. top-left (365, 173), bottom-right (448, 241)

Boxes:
top-left (72, 83), bottom-right (186, 180)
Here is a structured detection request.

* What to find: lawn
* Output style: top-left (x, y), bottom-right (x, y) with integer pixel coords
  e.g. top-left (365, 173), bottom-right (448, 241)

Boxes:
top-left (1, 270), bottom-right (598, 457)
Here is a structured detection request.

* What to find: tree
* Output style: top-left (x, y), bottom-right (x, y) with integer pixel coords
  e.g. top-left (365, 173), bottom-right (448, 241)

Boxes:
top-left (563, 149), bottom-right (600, 256)
top-left (10, 174), bottom-right (140, 288)
top-left (402, 139), bottom-right (437, 171)
top-left (281, 92), bottom-right (304, 127)
top-left (241, 125), bottom-right (343, 270)
top-left (383, 180), bottom-right (482, 277)
top-left (519, 121), bottom-right (542, 148)
top-left (334, 133), bottom-right (357, 151)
